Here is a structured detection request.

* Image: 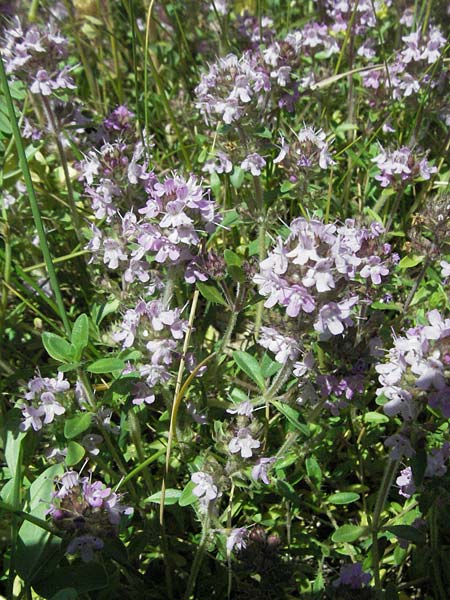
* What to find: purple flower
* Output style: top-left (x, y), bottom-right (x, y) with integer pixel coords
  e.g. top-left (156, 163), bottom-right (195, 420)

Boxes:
top-left (226, 527), bottom-right (247, 553)
top-left (396, 467), bottom-right (416, 498)
top-left (191, 471), bottom-right (219, 503)
top-left (440, 260), bottom-right (450, 279)
top-left (229, 428), bottom-right (261, 458)
top-left (334, 563), bottom-right (371, 589)
top-left (241, 153), bottom-right (266, 176)
top-left (252, 457), bottom-right (276, 484)
top-left (66, 535), bottom-right (104, 562)
top-left (258, 326), bottom-right (299, 363)
top-left (314, 297), bottom-right (358, 339)
top-left (360, 256), bottom-right (389, 285)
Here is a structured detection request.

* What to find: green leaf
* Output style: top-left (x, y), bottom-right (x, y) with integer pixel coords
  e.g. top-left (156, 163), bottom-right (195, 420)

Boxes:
top-left (57, 362), bottom-right (82, 373)
top-left (272, 401), bottom-right (309, 437)
top-left (224, 249), bottom-right (242, 267)
top-left (411, 448), bottom-right (427, 488)
top-left (331, 525), bottom-right (367, 543)
top-left (230, 166), bottom-right (244, 189)
top-left (64, 413), bottom-right (92, 439)
top-left (280, 181), bottom-right (296, 193)
top-left (0, 109), bottom-right (12, 134)
top-left (71, 314), bottom-right (89, 358)
top-left (33, 563), bottom-right (108, 597)
top-left (306, 456), bottom-right (322, 484)
top-left (49, 589), bottom-right (78, 600)
top-left (196, 282), bottom-right (228, 307)
top-left (92, 298), bottom-right (120, 326)
top-left (66, 441), bottom-right (85, 466)
top-left (327, 492), bottom-right (360, 505)
top-left (42, 332), bottom-right (75, 363)
top-left (398, 255), bottom-right (424, 269)
top-left (371, 301), bottom-right (403, 312)
top-left (228, 265), bottom-right (245, 283)
top-left (363, 411), bottom-right (389, 424)
top-left (385, 525), bottom-right (425, 545)
top-left (178, 481), bottom-right (197, 507)
top-left (87, 357), bottom-right (126, 374)
top-left (276, 479), bottom-right (301, 507)
top-left (29, 464), bottom-right (64, 517)
top-left (233, 351), bottom-right (265, 390)
top-left (146, 489), bottom-right (182, 505)
top-left (210, 171), bottom-right (221, 195)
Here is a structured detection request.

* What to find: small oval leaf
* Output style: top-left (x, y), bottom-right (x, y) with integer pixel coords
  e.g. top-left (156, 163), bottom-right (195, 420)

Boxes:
top-left (42, 332), bottom-right (74, 363)
top-left (66, 441), bottom-right (85, 466)
top-left (87, 358), bottom-right (125, 374)
top-left (331, 525), bottom-right (367, 543)
top-left (146, 489), bottom-right (182, 505)
top-left (327, 492), bottom-right (360, 505)
top-left (64, 413), bottom-right (92, 439)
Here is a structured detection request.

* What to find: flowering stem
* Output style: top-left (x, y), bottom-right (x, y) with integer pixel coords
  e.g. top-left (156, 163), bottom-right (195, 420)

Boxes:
top-left (0, 55), bottom-right (72, 337)
top-left (371, 458), bottom-right (399, 595)
top-left (253, 175), bottom-right (266, 339)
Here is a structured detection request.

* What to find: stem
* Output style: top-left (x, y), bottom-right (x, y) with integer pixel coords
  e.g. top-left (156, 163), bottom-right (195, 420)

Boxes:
top-left (184, 513), bottom-right (211, 600)
top-left (430, 504), bottom-right (446, 600)
top-left (145, 51), bottom-right (192, 170)
top-left (403, 256), bottom-right (431, 312)
top-left (0, 55), bottom-right (71, 336)
top-left (385, 188), bottom-right (405, 234)
top-left (253, 176), bottom-right (266, 339)
top-left (0, 207), bottom-right (12, 353)
top-left (372, 458), bottom-right (399, 595)
top-left (40, 95), bottom-right (83, 242)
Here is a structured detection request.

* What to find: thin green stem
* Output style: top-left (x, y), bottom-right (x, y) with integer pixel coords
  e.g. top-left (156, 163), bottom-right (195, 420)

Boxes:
top-left (184, 513), bottom-right (211, 600)
top-left (146, 52), bottom-right (192, 170)
top-left (40, 95), bottom-right (83, 242)
top-left (0, 55), bottom-right (71, 336)
top-left (372, 458), bottom-right (399, 595)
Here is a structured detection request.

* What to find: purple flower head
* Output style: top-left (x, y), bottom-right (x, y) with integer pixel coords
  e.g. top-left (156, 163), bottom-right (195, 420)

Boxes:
top-left (104, 105), bottom-right (134, 132)
top-left (334, 563), bottom-right (371, 589)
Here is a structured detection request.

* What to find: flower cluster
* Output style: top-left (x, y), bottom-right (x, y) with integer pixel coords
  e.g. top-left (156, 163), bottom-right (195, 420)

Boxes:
top-left (82, 110), bottom-right (220, 288)
top-left (396, 443), bottom-right (450, 498)
top-left (19, 373), bottom-right (69, 432)
top-left (372, 145), bottom-right (436, 188)
top-left (48, 469), bottom-right (132, 561)
top-left (253, 217), bottom-right (390, 339)
top-left (273, 126), bottom-right (334, 176)
top-left (325, 0), bottom-right (390, 35)
top-left (1, 18), bottom-right (75, 96)
top-left (113, 299), bottom-right (188, 404)
top-left (362, 25), bottom-right (446, 100)
top-left (195, 20), bottom-right (339, 127)
top-left (375, 309), bottom-right (450, 424)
